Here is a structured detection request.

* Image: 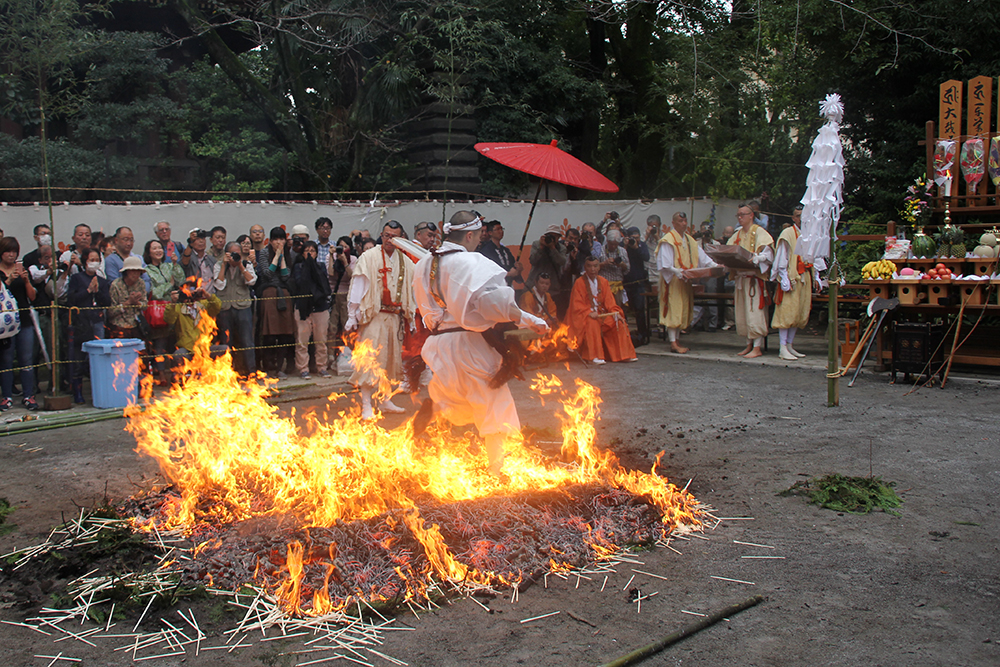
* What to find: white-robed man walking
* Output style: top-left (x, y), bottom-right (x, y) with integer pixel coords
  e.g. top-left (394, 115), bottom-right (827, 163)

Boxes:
top-left (412, 211), bottom-right (549, 476)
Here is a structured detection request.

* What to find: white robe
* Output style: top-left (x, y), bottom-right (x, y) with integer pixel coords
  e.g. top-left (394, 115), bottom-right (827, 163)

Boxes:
top-left (413, 242), bottom-right (521, 436)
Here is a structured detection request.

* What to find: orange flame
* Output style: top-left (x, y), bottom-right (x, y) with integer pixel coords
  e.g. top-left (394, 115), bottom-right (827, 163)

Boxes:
top-left (125, 313), bottom-right (700, 615)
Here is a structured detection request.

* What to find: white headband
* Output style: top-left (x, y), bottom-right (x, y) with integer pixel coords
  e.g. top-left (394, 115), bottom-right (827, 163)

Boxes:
top-left (442, 214), bottom-right (483, 235)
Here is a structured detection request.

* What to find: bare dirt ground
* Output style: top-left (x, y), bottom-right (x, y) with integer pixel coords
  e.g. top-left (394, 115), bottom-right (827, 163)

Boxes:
top-left (1, 329), bottom-right (998, 666)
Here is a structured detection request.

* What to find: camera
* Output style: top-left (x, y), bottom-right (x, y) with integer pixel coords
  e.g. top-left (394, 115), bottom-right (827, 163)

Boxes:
top-left (230, 252), bottom-right (242, 262)
top-left (335, 247), bottom-right (344, 255)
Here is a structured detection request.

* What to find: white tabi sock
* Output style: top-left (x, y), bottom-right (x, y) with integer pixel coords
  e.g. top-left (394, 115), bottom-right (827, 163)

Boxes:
top-left (380, 398), bottom-right (406, 413)
top-left (360, 386), bottom-right (374, 420)
top-left (485, 433), bottom-right (506, 476)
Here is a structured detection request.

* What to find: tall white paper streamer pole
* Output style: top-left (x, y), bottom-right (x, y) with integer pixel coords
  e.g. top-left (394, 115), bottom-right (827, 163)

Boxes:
top-left (796, 94), bottom-right (845, 263)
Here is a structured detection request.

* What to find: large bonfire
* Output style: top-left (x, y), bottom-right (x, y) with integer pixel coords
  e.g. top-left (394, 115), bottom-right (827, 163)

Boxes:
top-left (122, 314), bottom-right (702, 616)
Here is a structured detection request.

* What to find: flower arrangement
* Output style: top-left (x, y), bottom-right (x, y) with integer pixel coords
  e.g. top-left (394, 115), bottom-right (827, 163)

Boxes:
top-left (900, 176), bottom-right (932, 225)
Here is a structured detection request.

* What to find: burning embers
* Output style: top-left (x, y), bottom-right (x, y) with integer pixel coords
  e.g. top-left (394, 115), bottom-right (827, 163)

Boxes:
top-left (123, 318), bottom-right (701, 616)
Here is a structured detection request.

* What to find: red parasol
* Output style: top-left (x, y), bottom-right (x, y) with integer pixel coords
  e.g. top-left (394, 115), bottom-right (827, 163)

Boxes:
top-left (475, 140), bottom-right (618, 251)
top-left (475, 140), bottom-right (619, 193)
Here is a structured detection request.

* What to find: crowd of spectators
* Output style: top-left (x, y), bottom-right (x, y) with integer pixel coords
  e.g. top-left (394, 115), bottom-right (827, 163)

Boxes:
top-left (0, 219), bottom-right (379, 409)
top-left (0, 208), bottom-right (748, 410)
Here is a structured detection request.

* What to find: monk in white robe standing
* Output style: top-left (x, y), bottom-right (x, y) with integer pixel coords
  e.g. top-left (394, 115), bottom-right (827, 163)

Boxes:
top-left (727, 202), bottom-right (774, 358)
top-left (771, 207), bottom-right (812, 360)
top-left (656, 211), bottom-right (719, 354)
top-left (413, 211), bottom-right (548, 476)
top-left (345, 221), bottom-right (416, 419)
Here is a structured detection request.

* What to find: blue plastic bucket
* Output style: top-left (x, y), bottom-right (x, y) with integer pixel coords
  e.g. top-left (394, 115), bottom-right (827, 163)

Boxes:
top-left (82, 338), bottom-right (145, 409)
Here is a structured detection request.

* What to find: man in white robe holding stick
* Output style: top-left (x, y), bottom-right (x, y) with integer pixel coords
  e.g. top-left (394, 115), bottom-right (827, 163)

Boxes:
top-left (345, 220), bottom-right (416, 419)
top-left (412, 210), bottom-right (549, 477)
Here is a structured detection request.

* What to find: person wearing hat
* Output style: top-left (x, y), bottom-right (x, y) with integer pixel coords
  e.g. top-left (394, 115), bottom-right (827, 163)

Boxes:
top-left (289, 224), bottom-right (310, 260)
top-left (180, 228), bottom-right (216, 293)
top-left (412, 210), bottom-right (549, 477)
top-left (107, 255), bottom-right (148, 339)
top-left (527, 223), bottom-right (569, 318)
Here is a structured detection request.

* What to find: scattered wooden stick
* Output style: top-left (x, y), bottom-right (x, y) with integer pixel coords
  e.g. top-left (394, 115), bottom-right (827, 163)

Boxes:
top-left (566, 611), bottom-right (597, 628)
top-left (520, 610), bottom-right (561, 624)
top-left (733, 540), bottom-right (774, 549)
top-left (710, 576), bottom-right (756, 585)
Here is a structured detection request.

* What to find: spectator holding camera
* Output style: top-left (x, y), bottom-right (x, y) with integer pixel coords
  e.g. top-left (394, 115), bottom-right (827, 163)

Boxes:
top-left (164, 278), bottom-right (223, 374)
top-left (598, 229), bottom-right (630, 310)
top-left (180, 228), bottom-right (216, 293)
top-left (327, 235), bottom-right (355, 368)
top-left (0, 237), bottom-right (39, 411)
top-left (214, 241), bottom-right (257, 376)
top-left (291, 241), bottom-right (332, 379)
top-left (596, 211), bottom-right (620, 244)
top-left (579, 222), bottom-right (605, 268)
top-left (528, 224), bottom-right (569, 318)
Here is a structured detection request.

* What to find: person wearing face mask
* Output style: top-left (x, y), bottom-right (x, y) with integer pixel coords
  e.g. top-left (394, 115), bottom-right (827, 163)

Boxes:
top-left (67, 249), bottom-right (111, 403)
top-left (107, 256), bottom-right (148, 339)
top-left (21, 224), bottom-right (51, 270)
top-left (291, 241), bottom-right (332, 379)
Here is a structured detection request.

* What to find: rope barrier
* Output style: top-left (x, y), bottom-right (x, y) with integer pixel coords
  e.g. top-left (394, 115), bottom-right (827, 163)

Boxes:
top-left (0, 336), bottom-right (353, 376)
top-left (0, 291), bottom-right (343, 314)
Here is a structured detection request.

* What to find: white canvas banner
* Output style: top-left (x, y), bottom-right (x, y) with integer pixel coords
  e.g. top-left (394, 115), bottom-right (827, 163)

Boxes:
top-left (0, 197), bottom-right (741, 251)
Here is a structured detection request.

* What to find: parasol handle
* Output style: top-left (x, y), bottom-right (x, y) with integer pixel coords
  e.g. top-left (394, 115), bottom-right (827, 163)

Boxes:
top-left (518, 179), bottom-right (545, 256)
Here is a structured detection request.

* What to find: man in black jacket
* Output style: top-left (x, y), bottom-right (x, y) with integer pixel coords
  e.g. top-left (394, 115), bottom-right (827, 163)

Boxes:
top-left (477, 220), bottom-right (524, 292)
top-left (623, 226), bottom-right (651, 345)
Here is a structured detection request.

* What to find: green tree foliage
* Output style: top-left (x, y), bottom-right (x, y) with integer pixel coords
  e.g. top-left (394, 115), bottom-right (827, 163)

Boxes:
top-left (2, 0), bottom-right (999, 227)
top-left (170, 56), bottom-right (287, 192)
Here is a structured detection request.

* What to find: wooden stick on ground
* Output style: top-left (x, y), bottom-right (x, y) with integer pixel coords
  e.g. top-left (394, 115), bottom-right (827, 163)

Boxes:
top-left (597, 595), bottom-right (765, 667)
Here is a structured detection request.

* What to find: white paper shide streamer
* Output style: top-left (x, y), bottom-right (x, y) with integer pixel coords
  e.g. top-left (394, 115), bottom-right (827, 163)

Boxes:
top-left (796, 93), bottom-right (846, 263)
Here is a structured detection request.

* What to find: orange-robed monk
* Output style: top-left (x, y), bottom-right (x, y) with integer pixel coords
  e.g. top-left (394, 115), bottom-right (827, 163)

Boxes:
top-left (566, 256), bottom-right (637, 364)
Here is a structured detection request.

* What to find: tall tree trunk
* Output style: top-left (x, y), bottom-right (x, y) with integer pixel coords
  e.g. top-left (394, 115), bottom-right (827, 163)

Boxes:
top-left (172, 0), bottom-right (321, 187)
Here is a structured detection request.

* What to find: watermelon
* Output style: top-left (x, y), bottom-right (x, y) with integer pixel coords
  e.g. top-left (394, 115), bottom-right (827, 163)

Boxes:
top-left (912, 232), bottom-right (936, 258)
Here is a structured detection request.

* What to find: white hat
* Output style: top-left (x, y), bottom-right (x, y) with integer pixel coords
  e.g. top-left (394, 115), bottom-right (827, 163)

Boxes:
top-left (291, 224), bottom-right (310, 236)
top-left (121, 256), bottom-right (146, 272)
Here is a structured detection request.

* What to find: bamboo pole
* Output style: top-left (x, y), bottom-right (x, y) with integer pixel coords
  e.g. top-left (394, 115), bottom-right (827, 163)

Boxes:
top-left (597, 595), bottom-right (765, 667)
top-left (828, 229), bottom-right (839, 407)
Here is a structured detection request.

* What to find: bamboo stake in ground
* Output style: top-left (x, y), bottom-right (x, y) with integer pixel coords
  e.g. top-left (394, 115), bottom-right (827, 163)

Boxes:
top-left (597, 595), bottom-right (765, 667)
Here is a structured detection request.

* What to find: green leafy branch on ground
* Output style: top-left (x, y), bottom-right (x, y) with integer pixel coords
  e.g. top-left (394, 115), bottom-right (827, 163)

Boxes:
top-left (0, 497), bottom-right (15, 536)
top-left (779, 474), bottom-right (903, 515)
